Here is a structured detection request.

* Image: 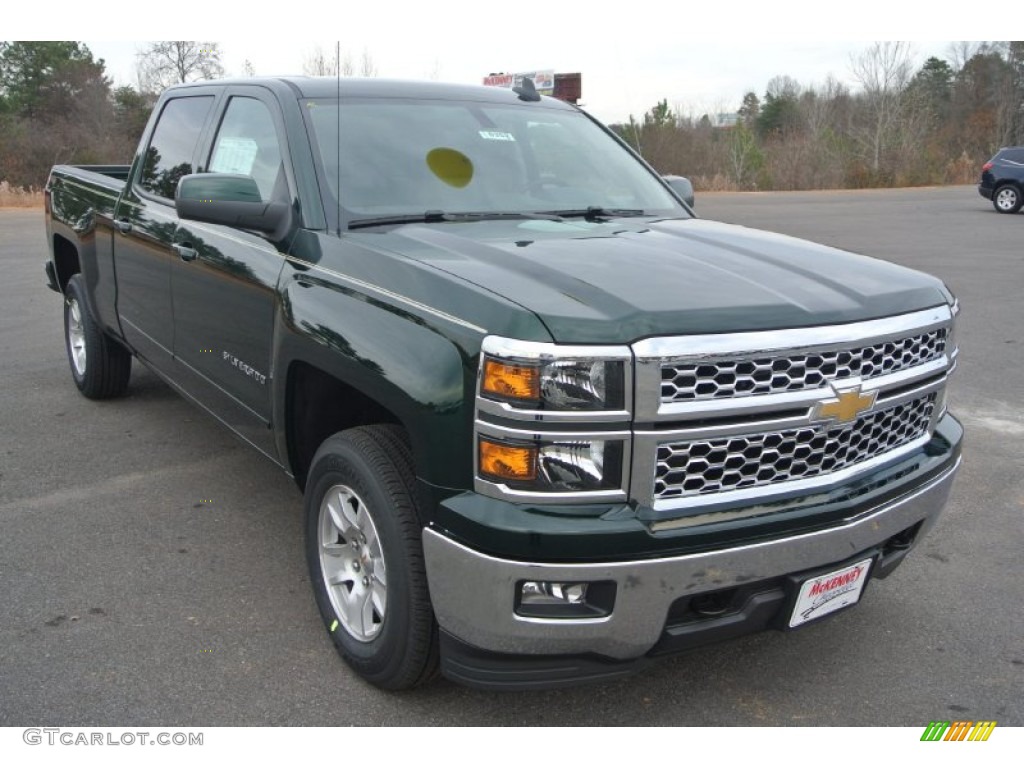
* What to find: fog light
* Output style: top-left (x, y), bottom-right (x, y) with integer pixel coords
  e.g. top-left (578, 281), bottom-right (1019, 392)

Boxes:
top-left (515, 580), bottom-right (616, 619)
top-left (521, 581), bottom-right (588, 605)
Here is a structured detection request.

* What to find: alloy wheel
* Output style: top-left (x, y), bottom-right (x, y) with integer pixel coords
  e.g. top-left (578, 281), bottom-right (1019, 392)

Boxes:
top-left (318, 484), bottom-right (387, 642)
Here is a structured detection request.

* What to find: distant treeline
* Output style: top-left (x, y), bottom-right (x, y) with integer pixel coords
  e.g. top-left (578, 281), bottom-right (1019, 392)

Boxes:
top-left (0, 41), bottom-right (227, 190)
top-left (2, 41), bottom-right (1023, 192)
top-left (611, 42), bottom-right (1024, 191)
top-left (0, 42), bottom-right (153, 188)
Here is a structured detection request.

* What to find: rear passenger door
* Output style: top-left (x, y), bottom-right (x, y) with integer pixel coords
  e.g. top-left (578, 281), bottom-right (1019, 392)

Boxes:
top-left (113, 92), bottom-right (217, 368)
top-left (170, 87), bottom-right (292, 458)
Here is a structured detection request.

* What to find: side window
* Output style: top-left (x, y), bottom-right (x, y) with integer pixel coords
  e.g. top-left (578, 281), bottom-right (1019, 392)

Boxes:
top-left (1003, 149), bottom-right (1024, 165)
top-left (209, 97), bottom-right (284, 201)
top-left (138, 96), bottom-right (214, 200)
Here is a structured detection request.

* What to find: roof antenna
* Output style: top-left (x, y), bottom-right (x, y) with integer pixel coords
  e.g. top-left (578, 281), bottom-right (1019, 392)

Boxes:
top-left (513, 77), bottom-right (541, 102)
top-left (336, 40), bottom-right (342, 235)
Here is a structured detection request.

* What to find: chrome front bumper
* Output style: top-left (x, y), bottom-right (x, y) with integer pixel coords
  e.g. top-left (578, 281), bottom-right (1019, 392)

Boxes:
top-left (423, 458), bottom-right (959, 659)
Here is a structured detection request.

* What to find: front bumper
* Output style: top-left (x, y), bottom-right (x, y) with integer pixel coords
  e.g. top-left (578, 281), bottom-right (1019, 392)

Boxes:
top-left (424, 451), bottom-right (959, 679)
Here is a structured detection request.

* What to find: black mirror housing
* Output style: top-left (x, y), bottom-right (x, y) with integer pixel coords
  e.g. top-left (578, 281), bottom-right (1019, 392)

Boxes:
top-left (175, 173), bottom-right (289, 237)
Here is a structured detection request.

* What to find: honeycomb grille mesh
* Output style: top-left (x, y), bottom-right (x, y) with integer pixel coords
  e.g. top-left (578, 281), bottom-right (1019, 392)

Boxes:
top-left (661, 328), bottom-right (947, 403)
top-left (654, 394), bottom-right (936, 500)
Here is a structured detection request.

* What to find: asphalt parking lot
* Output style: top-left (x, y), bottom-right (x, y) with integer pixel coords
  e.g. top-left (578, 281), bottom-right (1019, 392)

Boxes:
top-left (1, 185), bottom-right (1021, 726)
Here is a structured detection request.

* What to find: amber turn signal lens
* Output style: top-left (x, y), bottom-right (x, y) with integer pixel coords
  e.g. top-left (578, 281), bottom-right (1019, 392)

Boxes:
top-left (479, 439), bottom-right (537, 482)
top-left (482, 358), bottom-right (540, 401)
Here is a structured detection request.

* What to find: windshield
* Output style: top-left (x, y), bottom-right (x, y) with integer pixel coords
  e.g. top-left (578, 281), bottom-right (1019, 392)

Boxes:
top-left (302, 97), bottom-right (685, 224)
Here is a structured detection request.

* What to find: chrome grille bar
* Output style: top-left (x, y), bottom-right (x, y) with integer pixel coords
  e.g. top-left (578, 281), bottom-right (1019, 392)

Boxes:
top-left (633, 305), bottom-right (953, 423)
top-left (661, 327), bottom-right (946, 403)
top-left (655, 393), bottom-right (936, 500)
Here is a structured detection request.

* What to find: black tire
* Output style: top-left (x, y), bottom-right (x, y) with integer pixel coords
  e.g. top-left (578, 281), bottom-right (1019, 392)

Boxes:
top-left (304, 424), bottom-right (438, 690)
top-left (63, 274), bottom-right (132, 399)
top-left (992, 184), bottom-right (1022, 214)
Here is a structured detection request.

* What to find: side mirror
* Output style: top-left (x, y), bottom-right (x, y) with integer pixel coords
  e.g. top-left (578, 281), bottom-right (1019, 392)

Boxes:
top-left (663, 175), bottom-right (695, 208)
top-left (175, 173), bottom-right (289, 236)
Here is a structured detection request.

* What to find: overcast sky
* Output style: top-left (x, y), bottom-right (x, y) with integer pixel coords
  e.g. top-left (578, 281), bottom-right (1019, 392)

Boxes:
top-left (14, 2), bottom-right (1013, 125)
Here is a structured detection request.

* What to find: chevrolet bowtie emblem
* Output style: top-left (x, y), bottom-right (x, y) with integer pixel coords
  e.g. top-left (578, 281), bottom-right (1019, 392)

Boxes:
top-left (813, 382), bottom-right (877, 424)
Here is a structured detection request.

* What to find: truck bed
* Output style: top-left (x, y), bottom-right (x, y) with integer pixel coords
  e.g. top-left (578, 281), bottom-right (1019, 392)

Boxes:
top-left (49, 164), bottom-right (130, 199)
top-left (44, 164), bottom-right (132, 310)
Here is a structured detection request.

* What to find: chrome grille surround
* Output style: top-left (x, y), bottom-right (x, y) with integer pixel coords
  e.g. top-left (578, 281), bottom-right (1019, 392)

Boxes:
top-left (631, 305), bottom-right (957, 519)
top-left (661, 328), bottom-right (947, 402)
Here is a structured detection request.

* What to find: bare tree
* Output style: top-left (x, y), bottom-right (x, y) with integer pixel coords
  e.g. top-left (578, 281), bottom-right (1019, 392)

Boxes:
top-left (850, 41), bottom-right (916, 175)
top-left (303, 46), bottom-right (333, 76)
top-left (359, 49), bottom-right (377, 78)
top-left (136, 41), bottom-right (224, 92)
top-left (242, 59), bottom-right (256, 77)
top-left (801, 75), bottom-right (848, 140)
top-left (303, 45), bottom-right (371, 78)
top-left (727, 123), bottom-right (763, 189)
top-left (947, 41), bottom-right (985, 73)
top-left (993, 41), bottom-right (1024, 146)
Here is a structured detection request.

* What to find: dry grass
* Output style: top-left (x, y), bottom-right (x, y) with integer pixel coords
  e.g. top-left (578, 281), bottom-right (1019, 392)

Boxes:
top-left (944, 152), bottom-right (980, 185)
top-left (0, 180), bottom-right (44, 208)
top-left (691, 174), bottom-right (743, 192)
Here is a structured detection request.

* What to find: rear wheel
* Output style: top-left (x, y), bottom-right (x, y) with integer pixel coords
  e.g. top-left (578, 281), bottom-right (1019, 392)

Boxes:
top-left (993, 184), bottom-right (1022, 214)
top-left (304, 424), bottom-right (438, 689)
top-left (63, 274), bottom-right (132, 399)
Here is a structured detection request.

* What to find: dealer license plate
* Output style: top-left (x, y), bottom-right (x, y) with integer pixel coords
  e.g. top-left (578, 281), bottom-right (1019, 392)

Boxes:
top-left (789, 557), bottom-right (874, 629)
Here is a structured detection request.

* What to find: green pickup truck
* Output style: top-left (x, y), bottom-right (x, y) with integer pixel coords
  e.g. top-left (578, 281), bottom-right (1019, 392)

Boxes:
top-left (44, 77), bottom-right (962, 690)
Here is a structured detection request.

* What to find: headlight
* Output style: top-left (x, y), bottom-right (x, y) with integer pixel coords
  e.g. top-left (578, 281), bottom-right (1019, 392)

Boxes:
top-left (947, 298), bottom-right (959, 369)
top-left (478, 435), bottom-right (625, 493)
top-left (937, 297), bottom-right (959, 423)
top-left (474, 337), bottom-right (632, 502)
top-left (479, 337), bottom-right (630, 413)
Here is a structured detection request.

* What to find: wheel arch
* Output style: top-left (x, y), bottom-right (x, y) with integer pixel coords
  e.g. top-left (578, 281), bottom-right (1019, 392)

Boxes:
top-left (994, 180), bottom-right (1024, 210)
top-left (272, 299), bottom-right (476, 496)
top-left (52, 233), bottom-right (82, 292)
top-left (283, 359), bottom-right (404, 489)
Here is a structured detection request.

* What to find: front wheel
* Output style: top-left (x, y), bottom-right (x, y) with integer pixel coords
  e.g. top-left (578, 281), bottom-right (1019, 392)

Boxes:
top-left (63, 274), bottom-right (132, 398)
top-left (304, 425), bottom-right (438, 689)
top-left (993, 184), bottom-right (1022, 214)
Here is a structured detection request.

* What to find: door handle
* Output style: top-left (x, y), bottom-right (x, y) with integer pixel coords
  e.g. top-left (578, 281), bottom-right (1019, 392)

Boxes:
top-left (114, 218), bottom-right (132, 234)
top-left (173, 243), bottom-right (198, 262)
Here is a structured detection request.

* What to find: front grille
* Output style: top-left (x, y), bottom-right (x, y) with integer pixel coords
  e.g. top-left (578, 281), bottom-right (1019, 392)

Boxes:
top-left (654, 393), bottom-right (936, 500)
top-left (661, 328), bottom-right (947, 403)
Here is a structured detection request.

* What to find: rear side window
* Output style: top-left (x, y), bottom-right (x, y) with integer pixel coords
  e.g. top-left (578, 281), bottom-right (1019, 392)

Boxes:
top-left (138, 96), bottom-right (214, 199)
top-left (208, 97), bottom-right (285, 201)
top-left (1000, 149), bottom-right (1024, 165)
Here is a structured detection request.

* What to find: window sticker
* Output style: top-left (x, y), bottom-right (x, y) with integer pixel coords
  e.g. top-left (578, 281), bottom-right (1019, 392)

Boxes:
top-left (426, 147), bottom-right (474, 188)
top-left (211, 137), bottom-right (258, 175)
top-left (478, 130), bottom-right (516, 142)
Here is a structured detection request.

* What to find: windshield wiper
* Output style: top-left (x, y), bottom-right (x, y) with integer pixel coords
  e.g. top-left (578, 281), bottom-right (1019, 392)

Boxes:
top-left (542, 206), bottom-right (648, 221)
top-left (348, 210), bottom-right (564, 230)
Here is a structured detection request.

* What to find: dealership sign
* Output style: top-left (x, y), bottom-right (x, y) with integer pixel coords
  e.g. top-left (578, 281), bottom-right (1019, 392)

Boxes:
top-left (483, 70), bottom-right (555, 96)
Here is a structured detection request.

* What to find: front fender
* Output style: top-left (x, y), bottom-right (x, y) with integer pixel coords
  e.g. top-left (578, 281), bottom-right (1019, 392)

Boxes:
top-left (271, 262), bottom-right (483, 491)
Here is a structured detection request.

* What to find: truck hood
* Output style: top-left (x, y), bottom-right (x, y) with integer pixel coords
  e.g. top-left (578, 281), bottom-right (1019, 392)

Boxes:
top-left (367, 217), bottom-right (950, 344)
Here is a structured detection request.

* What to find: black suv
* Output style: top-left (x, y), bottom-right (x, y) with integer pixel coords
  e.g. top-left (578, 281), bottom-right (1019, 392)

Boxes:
top-left (979, 146), bottom-right (1024, 213)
